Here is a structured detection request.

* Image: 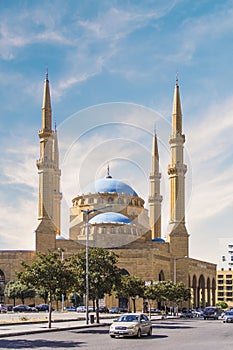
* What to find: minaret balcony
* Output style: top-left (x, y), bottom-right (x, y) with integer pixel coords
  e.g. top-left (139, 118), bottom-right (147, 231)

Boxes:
top-left (149, 172), bottom-right (161, 180)
top-left (169, 133), bottom-right (185, 144)
top-left (168, 163), bottom-right (187, 175)
top-left (37, 159), bottom-right (58, 169)
top-left (38, 129), bottom-right (52, 138)
top-left (148, 194), bottom-right (163, 203)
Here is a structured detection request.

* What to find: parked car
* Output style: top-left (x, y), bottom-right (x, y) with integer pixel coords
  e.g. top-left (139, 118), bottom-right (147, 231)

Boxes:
top-left (149, 308), bottom-right (161, 314)
top-left (35, 304), bottom-right (54, 312)
top-left (99, 306), bottom-right (109, 313)
top-left (223, 310), bottom-right (233, 323)
top-left (109, 313), bottom-right (152, 338)
top-left (180, 310), bottom-right (193, 318)
top-left (203, 307), bottom-right (223, 320)
top-left (109, 307), bottom-right (119, 314)
top-left (76, 305), bottom-right (86, 312)
top-left (119, 307), bottom-right (128, 313)
top-left (7, 305), bottom-right (13, 312)
top-left (64, 306), bottom-right (76, 312)
top-left (0, 303), bottom-right (7, 313)
top-left (13, 304), bottom-right (37, 312)
top-left (192, 309), bottom-right (203, 317)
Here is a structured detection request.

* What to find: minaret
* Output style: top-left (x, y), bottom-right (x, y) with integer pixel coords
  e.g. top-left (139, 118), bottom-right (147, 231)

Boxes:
top-left (35, 72), bottom-right (62, 252)
top-left (52, 126), bottom-right (62, 236)
top-left (148, 129), bottom-right (162, 240)
top-left (167, 77), bottom-right (189, 258)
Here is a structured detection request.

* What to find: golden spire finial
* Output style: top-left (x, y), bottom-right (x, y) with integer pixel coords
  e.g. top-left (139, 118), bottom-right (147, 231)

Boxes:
top-left (176, 72), bottom-right (179, 86)
top-left (106, 164), bottom-right (112, 178)
top-left (46, 68), bottom-right (49, 81)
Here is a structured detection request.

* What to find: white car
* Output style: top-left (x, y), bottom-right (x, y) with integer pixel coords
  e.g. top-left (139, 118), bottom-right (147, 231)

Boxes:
top-left (223, 311), bottom-right (233, 323)
top-left (109, 313), bottom-right (152, 338)
top-left (76, 305), bottom-right (86, 312)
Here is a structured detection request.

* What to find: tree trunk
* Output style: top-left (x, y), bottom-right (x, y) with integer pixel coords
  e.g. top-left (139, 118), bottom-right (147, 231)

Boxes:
top-left (132, 298), bottom-right (136, 313)
top-left (48, 296), bottom-right (52, 328)
top-left (96, 298), bottom-right (100, 323)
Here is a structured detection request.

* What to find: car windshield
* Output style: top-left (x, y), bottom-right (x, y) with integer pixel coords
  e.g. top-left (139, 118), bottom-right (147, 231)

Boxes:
top-left (117, 315), bottom-right (138, 322)
top-left (226, 312), bottom-right (233, 315)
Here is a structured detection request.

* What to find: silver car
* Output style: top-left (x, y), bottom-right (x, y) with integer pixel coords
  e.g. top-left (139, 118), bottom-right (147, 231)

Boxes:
top-left (223, 311), bottom-right (233, 323)
top-left (109, 313), bottom-right (152, 338)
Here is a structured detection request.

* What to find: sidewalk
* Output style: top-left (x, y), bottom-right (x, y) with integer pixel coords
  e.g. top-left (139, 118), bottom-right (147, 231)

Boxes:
top-left (0, 313), bottom-right (167, 338)
top-left (0, 317), bottom-right (112, 338)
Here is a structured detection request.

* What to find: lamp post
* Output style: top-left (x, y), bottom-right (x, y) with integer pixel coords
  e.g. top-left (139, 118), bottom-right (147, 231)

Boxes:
top-left (58, 248), bottom-right (65, 312)
top-left (173, 256), bottom-right (188, 284)
top-left (82, 205), bottom-right (111, 325)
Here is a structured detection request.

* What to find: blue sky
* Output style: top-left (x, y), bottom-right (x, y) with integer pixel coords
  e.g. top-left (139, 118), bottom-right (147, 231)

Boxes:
top-left (0, 0), bottom-right (233, 267)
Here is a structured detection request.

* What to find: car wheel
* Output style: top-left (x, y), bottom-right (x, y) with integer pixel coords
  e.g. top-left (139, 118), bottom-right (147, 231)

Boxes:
top-left (110, 335), bottom-right (115, 338)
top-left (137, 329), bottom-right (141, 338)
top-left (147, 327), bottom-right (152, 336)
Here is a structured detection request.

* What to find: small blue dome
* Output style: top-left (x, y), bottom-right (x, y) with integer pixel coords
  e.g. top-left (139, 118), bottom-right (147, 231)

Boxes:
top-left (56, 235), bottom-right (67, 240)
top-left (152, 237), bottom-right (165, 243)
top-left (85, 177), bottom-right (138, 196)
top-left (89, 212), bottom-right (132, 225)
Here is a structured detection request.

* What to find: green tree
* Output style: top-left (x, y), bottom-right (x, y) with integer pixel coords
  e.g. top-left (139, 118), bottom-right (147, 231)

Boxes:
top-left (70, 247), bottom-right (121, 323)
top-left (4, 281), bottom-right (18, 305)
top-left (165, 282), bottom-right (190, 314)
top-left (216, 301), bottom-right (228, 310)
top-left (18, 250), bottom-right (75, 328)
top-left (36, 289), bottom-right (48, 304)
top-left (144, 281), bottom-right (190, 315)
top-left (144, 282), bottom-right (167, 316)
top-left (4, 280), bottom-right (35, 305)
top-left (115, 275), bottom-right (145, 312)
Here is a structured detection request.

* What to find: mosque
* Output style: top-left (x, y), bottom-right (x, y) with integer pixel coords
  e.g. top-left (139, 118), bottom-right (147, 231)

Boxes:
top-left (0, 74), bottom-right (216, 309)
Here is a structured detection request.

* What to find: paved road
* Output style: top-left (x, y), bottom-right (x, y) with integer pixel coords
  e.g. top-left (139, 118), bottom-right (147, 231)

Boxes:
top-left (0, 317), bottom-right (232, 350)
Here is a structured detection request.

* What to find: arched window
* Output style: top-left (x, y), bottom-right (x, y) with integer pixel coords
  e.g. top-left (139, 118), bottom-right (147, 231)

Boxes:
top-left (159, 270), bottom-right (165, 281)
top-left (0, 270), bottom-right (5, 283)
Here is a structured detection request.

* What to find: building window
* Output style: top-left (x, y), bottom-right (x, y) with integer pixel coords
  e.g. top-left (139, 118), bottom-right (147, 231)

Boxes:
top-left (226, 280), bottom-right (232, 285)
top-left (218, 292), bottom-right (224, 297)
top-left (226, 286), bottom-right (232, 291)
top-left (217, 275), bottom-right (224, 278)
top-left (218, 280), bottom-right (224, 284)
top-left (226, 275), bottom-right (233, 279)
top-left (218, 286), bottom-right (224, 290)
top-left (226, 298), bottom-right (233, 301)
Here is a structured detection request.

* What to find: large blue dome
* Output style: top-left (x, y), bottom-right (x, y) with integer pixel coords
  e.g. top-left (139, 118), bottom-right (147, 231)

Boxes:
top-left (86, 177), bottom-right (138, 196)
top-left (89, 212), bottom-right (132, 225)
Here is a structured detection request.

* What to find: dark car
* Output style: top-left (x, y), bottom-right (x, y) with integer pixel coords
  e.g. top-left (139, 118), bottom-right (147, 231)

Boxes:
top-left (35, 304), bottom-right (53, 312)
top-left (180, 310), bottom-right (193, 318)
top-left (99, 306), bottom-right (109, 313)
top-left (13, 304), bottom-right (37, 312)
top-left (64, 306), bottom-right (76, 312)
top-left (109, 307), bottom-right (119, 314)
top-left (203, 307), bottom-right (222, 320)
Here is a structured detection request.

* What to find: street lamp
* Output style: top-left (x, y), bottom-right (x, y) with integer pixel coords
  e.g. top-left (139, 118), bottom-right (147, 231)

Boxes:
top-left (173, 256), bottom-right (188, 284)
top-left (58, 248), bottom-right (65, 312)
top-left (82, 205), bottom-right (111, 325)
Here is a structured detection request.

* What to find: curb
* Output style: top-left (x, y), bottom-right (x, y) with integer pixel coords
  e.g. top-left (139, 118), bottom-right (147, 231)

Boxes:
top-left (0, 321), bottom-right (111, 338)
